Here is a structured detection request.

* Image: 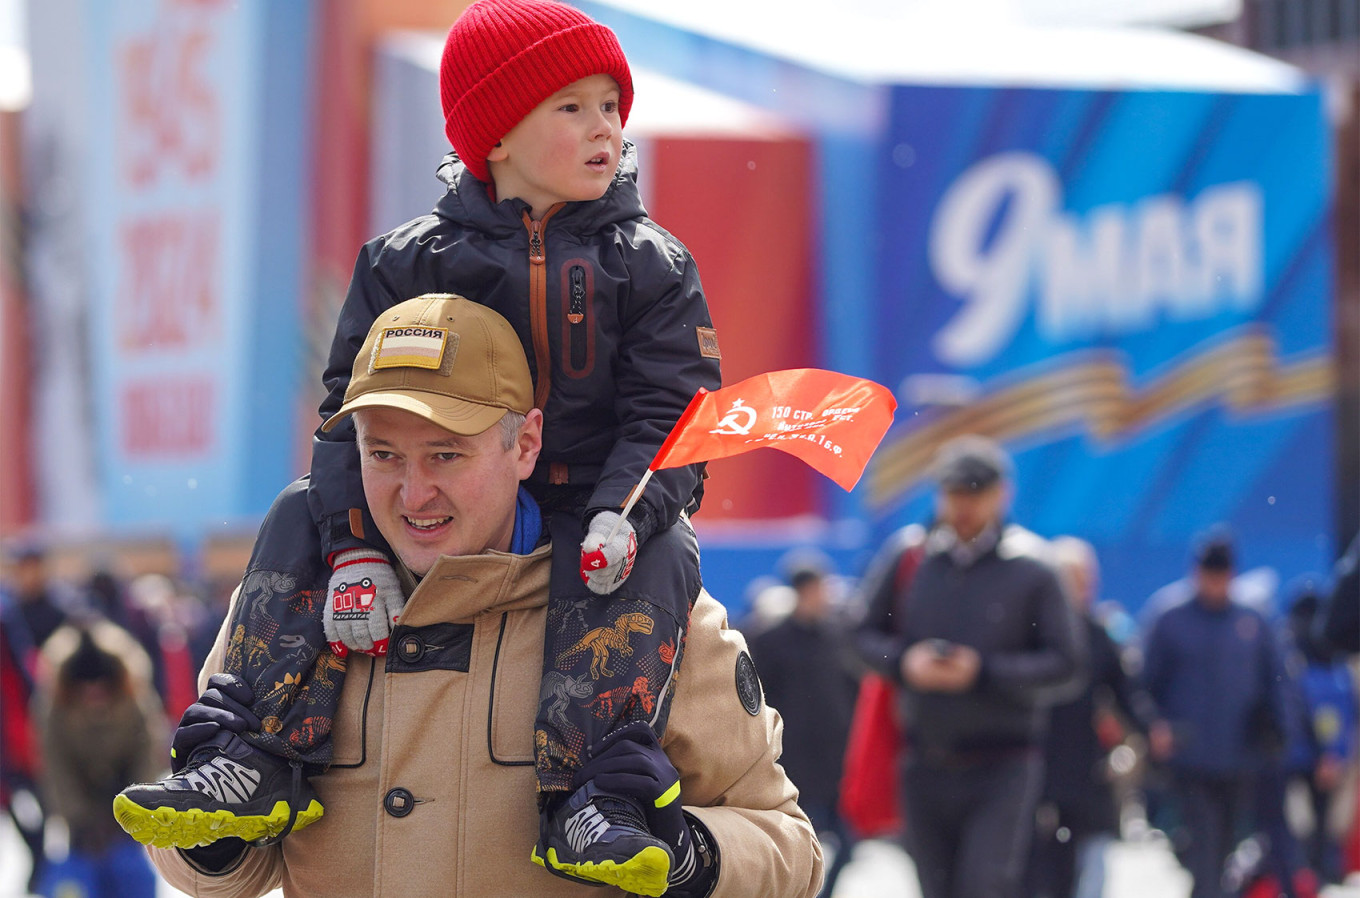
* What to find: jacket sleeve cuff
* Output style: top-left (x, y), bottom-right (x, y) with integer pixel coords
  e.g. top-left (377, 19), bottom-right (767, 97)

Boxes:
top-left (666, 812), bottom-right (719, 898)
top-left (585, 501), bottom-right (659, 548)
top-left (891, 643), bottom-right (911, 687)
top-left (323, 510), bottom-right (392, 564)
top-left (973, 654), bottom-right (991, 691)
top-left (625, 501), bottom-right (659, 546)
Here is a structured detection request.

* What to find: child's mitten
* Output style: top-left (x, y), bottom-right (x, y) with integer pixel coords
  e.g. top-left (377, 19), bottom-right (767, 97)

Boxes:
top-left (579, 511), bottom-right (638, 595)
top-left (324, 549), bottom-right (404, 657)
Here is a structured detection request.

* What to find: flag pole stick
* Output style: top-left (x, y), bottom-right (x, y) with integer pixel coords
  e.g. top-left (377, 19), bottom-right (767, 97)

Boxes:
top-left (604, 469), bottom-right (655, 544)
top-left (601, 386), bottom-right (708, 544)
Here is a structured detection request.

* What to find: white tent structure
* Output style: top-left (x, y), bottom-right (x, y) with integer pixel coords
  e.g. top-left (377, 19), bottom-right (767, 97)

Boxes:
top-left (592, 0), bottom-right (1302, 94)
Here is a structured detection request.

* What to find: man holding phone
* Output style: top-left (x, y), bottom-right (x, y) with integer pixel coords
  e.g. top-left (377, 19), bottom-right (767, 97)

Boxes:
top-left (854, 435), bottom-right (1085, 898)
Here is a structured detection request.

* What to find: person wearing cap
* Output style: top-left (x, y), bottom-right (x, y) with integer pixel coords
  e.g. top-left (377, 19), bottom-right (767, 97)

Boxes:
top-left (128, 296), bottom-right (821, 897)
top-left (114, 1), bottom-right (723, 892)
top-left (852, 434), bottom-right (1084, 898)
top-left (1141, 528), bottom-right (1287, 898)
top-left (747, 550), bottom-right (861, 898)
top-left (3, 541), bottom-right (70, 652)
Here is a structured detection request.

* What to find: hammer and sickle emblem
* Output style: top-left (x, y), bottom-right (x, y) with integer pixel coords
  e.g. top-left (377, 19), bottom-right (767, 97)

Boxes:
top-left (710, 399), bottom-right (758, 436)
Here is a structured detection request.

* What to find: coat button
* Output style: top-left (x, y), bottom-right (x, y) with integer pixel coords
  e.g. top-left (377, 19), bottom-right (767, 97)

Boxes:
top-left (397, 634), bottom-right (425, 663)
top-left (384, 787), bottom-right (415, 817)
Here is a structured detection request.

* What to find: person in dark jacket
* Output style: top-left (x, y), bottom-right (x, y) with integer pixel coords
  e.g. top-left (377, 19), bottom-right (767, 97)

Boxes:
top-left (1322, 533), bottom-right (1358, 656)
top-left (1025, 537), bottom-right (1157, 898)
top-left (854, 435), bottom-right (1086, 898)
top-left (748, 550), bottom-right (861, 898)
top-left (5, 541), bottom-right (68, 651)
top-left (1142, 530), bottom-right (1288, 898)
top-left (2, 594), bottom-right (46, 895)
top-left (115, 2), bottom-right (721, 894)
top-left (85, 568), bottom-right (164, 701)
top-left (2, 539), bottom-right (68, 894)
top-left (1280, 582), bottom-right (1355, 885)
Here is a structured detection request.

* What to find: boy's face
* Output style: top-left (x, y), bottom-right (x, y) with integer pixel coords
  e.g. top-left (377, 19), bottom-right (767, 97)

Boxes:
top-left (487, 74), bottom-right (623, 219)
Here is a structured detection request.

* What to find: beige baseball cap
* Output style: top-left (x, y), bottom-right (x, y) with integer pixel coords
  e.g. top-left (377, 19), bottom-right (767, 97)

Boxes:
top-left (321, 294), bottom-right (533, 435)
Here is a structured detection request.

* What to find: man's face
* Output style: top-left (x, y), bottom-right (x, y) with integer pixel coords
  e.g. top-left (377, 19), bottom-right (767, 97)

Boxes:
top-left (793, 577), bottom-right (830, 621)
top-left (486, 74), bottom-right (624, 219)
top-left (12, 556), bottom-right (46, 599)
top-left (936, 483), bottom-right (1008, 542)
top-left (1195, 567), bottom-right (1233, 608)
top-left (355, 406), bottom-right (542, 577)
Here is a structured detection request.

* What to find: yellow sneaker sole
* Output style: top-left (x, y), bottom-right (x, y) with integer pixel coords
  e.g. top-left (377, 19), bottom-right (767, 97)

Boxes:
top-left (112, 793), bottom-right (325, 849)
top-left (531, 844), bottom-right (671, 897)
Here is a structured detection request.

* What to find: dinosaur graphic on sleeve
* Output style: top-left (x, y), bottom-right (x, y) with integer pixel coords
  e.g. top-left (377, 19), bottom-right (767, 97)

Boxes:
top-left (540, 672), bottom-right (595, 729)
top-left (556, 612), bottom-right (655, 680)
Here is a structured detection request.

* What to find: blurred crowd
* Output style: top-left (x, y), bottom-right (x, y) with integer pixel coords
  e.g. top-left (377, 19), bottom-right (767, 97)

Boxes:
top-left (3, 432), bottom-right (1358, 898)
top-left (1, 540), bottom-right (235, 897)
top-left (742, 436), bottom-right (1360, 898)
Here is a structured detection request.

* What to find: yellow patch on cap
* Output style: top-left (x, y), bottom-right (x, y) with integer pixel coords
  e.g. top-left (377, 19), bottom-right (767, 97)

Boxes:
top-left (373, 325), bottom-right (451, 371)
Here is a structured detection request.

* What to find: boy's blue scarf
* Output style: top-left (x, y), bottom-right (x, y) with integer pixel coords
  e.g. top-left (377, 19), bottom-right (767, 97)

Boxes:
top-left (509, 486), bottom-right (543, 555)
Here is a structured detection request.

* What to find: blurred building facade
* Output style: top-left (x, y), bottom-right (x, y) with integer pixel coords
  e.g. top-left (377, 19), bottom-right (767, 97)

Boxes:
top-left (1195, 0), bottom-right (1360, 553)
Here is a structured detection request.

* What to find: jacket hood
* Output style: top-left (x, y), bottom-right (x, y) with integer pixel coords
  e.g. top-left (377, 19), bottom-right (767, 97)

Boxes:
top-left (433, 140), bottom-right (647, 235)
top-left (42, 619), bottom-right (154, 693)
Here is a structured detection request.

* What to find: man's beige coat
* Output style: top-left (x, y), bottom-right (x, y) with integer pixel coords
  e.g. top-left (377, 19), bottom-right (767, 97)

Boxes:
top-left (148, 544), bottom-right (823, 897)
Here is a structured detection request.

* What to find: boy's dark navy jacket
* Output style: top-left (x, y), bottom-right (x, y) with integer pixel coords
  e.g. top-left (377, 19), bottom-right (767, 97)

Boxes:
top-left (310, 142), bottom-right (721, 556)
top-left (1142, 597), bottom-right (1287, 775)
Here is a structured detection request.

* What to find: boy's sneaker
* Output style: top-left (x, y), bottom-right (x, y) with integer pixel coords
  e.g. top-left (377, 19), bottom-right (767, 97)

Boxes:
top-left (113, 731), bottom-right (324, 850)
top-left (531, 781), bottom-right (672, 897)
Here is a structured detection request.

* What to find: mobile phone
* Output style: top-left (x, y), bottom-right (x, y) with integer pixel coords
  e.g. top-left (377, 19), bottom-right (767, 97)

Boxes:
top-left (927, 638), bottom-right (954, 658)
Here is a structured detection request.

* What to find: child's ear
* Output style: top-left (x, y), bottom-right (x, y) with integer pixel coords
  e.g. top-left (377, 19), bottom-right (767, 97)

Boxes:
top-left (486, 141), bottom-right (507, 163)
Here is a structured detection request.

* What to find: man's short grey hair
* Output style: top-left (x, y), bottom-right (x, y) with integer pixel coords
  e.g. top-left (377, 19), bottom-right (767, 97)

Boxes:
top-left (497, 410), bottom-right (526, 450)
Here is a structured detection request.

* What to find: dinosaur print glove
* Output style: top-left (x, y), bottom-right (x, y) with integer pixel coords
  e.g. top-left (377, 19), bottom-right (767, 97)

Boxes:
top-left (579, 511), bottom-right (638, 595)
top-left (324, 548), bottom-right (405, 658)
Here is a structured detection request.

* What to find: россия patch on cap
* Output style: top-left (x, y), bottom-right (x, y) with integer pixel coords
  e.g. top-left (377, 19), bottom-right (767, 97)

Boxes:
top-left (373, 326), bottom-right (453, 371)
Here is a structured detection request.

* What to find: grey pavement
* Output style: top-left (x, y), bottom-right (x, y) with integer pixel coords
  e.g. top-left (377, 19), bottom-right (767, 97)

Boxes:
top-left (5, 813), bottom-right (1360, 897)
top-left (830, 835), bottom-right (1360, 898)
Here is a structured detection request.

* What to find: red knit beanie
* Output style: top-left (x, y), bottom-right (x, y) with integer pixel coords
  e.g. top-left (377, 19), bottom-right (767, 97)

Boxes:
top-left (440, 0), bottom-right (634, 184)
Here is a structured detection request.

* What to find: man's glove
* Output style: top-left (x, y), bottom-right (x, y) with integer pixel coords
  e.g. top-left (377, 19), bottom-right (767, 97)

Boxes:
top-left (170, 674), bottom-right (260, 774)
top-left (324, 548), bottom-right (405, 658)
top-left (579, 511), bottom-right (638, 595)
top-left (576, 723), bottom-right (719, 897)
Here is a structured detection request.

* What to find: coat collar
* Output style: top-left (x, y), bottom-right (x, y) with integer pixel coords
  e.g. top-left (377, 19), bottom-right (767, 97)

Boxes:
top-left (432, 140), bottom-right (647, 236)
top-left (396, 544), bottom-right (552, 627)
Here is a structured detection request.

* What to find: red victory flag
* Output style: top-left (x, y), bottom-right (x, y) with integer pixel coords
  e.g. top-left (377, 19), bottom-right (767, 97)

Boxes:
top-left (651, 368), bottom-right (897, 491)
